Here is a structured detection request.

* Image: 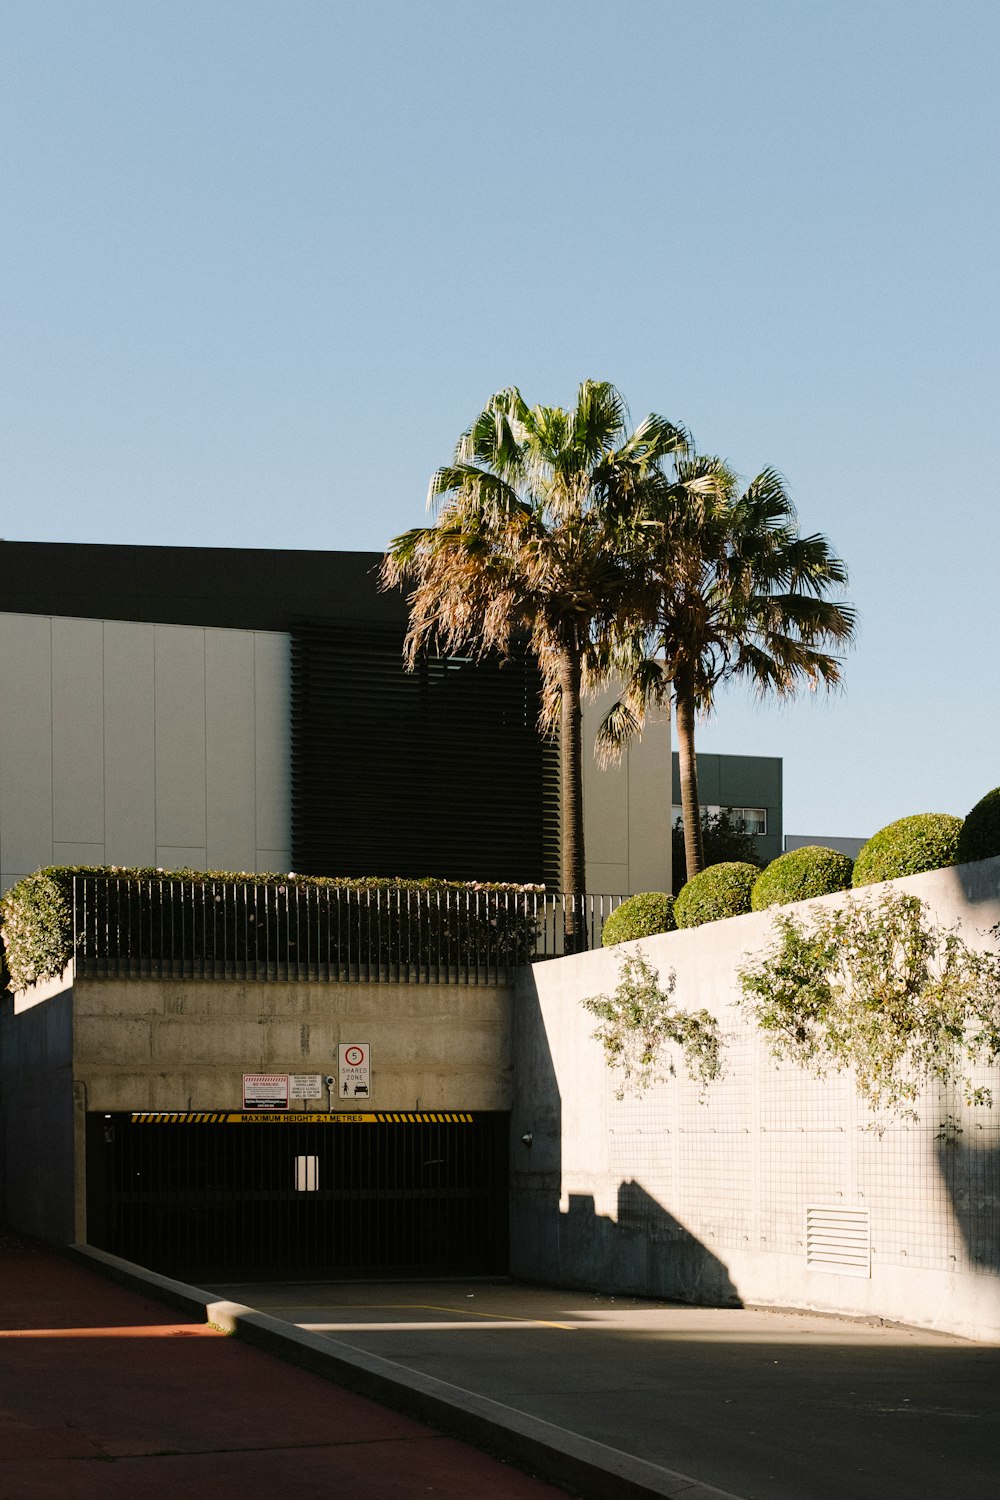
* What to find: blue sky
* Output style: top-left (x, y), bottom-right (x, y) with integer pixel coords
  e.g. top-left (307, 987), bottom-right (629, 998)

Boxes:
top-left (2, 1), bottom-right (997, 840)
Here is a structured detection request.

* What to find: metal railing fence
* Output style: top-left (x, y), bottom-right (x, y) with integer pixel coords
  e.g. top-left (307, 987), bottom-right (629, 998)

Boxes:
top-left (72, 875), bottom-right (626, 985)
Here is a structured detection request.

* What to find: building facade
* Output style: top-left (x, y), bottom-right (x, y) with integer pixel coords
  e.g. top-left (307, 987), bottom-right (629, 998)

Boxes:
top-left (0, 541), bottom-right (670, 895)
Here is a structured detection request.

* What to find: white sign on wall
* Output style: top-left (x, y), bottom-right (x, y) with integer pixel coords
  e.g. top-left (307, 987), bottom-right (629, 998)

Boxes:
top-left (289, 1073), bottom-right (323, 1100)
top-left (338, 1043), bottom-right (371, 1101)
top-left (243, 1073), bottom-right (289, 1110)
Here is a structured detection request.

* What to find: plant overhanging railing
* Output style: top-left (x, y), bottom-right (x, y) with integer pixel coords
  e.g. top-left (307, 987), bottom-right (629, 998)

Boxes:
top-left (0, 869), bottom-right (625, 989)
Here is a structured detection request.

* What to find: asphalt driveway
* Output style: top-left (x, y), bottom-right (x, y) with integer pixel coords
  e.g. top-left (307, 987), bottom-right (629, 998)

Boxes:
top-left (207, 1276), bottom-right (1000, 1500)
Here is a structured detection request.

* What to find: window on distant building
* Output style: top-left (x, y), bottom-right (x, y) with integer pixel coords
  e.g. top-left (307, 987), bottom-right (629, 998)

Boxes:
top-left (672, 804), bottom-right (767, 836)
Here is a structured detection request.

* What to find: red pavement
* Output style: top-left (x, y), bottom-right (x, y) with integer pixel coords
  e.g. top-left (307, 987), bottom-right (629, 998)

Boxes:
top-left (0, 1231), bottom-right (573, 1500)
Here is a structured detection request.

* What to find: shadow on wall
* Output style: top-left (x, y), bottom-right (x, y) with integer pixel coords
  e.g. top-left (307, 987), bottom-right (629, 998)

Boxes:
top-left (512, 962), bottom-right (741, 1307)
top-left (936, 1132), bottom-right (1000, 1277)
top-left (951, 855), bottom-right (1000, 918)
top-left (939, 858), bottom-right (1000, 1282)
top-left (558, 1182), bottom-right (742, 1308)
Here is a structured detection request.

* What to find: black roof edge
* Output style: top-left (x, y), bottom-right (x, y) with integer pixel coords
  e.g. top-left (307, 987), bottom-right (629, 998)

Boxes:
top-left (0, 540), bottom-right (409, 632)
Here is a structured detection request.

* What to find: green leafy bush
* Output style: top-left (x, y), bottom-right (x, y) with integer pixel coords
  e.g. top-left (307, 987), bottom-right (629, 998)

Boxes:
top-left (957, 787), bottom-right (1000, 865)
top-left (674, 862), bottom-right (758, 928)
top-left (751, 846), bottom-right (854, 911)
top-left (852, 814), bottom-right (963, 887)
top-left (0, 866), bottom-right (544, 990)
top-left (602, 892), bottom-right (676, 946)
top-left (0, 868), bottom-right (74, 990)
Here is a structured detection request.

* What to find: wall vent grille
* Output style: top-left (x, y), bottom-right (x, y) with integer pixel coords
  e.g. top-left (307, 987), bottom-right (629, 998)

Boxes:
top-left (806, 1205), bottom-right (871, 1277)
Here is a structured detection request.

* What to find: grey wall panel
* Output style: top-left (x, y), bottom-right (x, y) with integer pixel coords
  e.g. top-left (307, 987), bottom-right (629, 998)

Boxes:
top-left (51, 617), bottom-right (105, 846)
top-left (156, 845), bottom-right (209, 870)
top-left (154, 626), bottom-right (207, 850)
top-left (254, 632), bottom-right (291, 859)
top-left (627, 707), bottom-right (671, 893)
top-left (205, 630), bottom-right (257, 872)
top-left (257, 849), bottom-right (291, 872)
top-left (52, 842), bottom-right (106, 866)
top-left (103, 621), bottom-right (156, 866)
top-left (0, 615), bottom-right (53, 877)
top-left (582, 690), bottom-right (671, 896)
top-left (0, 613), bottom-right (290, 887)
top-left (582, 692), bottom-right (630, 868)
top-left (585, 861), bottom-right (629, 893)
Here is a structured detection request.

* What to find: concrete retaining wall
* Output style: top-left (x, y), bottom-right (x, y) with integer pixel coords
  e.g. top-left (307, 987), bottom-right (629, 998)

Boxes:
top-left (511, 857), bottom-right (1000, 1341)
top-left (0, 972), bottom-right (78, 1242)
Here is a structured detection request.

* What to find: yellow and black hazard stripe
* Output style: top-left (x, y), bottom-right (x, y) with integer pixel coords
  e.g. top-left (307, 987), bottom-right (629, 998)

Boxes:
top-left (376, 1112), bottom-right (474, 1123)
top-left (130, 1111), bottom-right (230, 1124)
top-left (130, 1111), bottom-right (475, 1125)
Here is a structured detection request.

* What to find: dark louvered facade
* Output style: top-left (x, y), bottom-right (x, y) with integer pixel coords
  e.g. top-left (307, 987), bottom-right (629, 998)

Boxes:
top-left (291, 620), bottom-right (560, 884)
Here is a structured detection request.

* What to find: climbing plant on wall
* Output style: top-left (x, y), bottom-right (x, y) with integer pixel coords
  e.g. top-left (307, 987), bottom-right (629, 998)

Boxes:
top-left (737, 891), bottom-right (1000, 1122)
top-left (582, 948), bottom-right (723, 1100)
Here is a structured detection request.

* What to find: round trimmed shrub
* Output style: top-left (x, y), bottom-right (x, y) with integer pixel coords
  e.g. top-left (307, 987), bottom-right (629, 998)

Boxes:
top-left (957, 787), bottom-right (1000, 865)
top-left (751, 846), bottom-right (854, 911)
top-left (852, 813), bottom-right (963, 887)
top-left (601, 891), bottom-right (676, 946)
top-left (674, 862), bottom-right (758, 929)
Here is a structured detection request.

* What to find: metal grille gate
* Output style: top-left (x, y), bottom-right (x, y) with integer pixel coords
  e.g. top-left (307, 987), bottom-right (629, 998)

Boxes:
top-left (86, 1112), bottom-right (509, 1281)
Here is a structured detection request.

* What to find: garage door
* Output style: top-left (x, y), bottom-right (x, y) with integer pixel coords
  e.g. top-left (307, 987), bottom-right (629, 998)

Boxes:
top-left (86, 1111), bottom-right (509, 1281)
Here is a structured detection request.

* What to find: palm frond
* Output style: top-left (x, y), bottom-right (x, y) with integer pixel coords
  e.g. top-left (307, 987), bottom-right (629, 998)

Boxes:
top-left (595, 697), bottom-right (645, 768)
top-left (569, 380), bottom-right (630, 464)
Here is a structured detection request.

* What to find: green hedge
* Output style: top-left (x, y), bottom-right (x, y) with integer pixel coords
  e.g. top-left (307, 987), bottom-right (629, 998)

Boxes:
top-left (957, 787), bottom-right (1000, 865)
top-left (674, 862), bottom-right (758, 929)
top-left (601, 891), bottom-right (676, 946)
top-left (0, 867), bottom-right (545, 990)
top-left (852, 815), bottom-right (963, 887)
top-left (751, 846), bottom-right (854, 911)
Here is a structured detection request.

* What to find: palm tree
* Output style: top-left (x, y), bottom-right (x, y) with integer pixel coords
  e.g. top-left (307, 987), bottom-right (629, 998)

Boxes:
top-left (381, 381), bottom-right (688, 922)
top-left (599, 459), bottom-right (856, 882)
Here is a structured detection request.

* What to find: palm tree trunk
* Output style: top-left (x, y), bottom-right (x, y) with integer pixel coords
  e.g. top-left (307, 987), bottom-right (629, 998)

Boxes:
top-left (559, 645), bottom-right (587, 950)
top-left (675, 686), bottom-right (704, 881)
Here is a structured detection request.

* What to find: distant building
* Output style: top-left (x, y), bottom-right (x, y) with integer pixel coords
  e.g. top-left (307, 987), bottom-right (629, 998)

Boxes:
top-left (671, 752), bottom-right (783, 868)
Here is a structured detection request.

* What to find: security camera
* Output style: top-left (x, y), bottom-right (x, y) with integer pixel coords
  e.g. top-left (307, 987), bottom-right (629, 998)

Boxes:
top-left (324, 1075), bottom-right (335, 1087)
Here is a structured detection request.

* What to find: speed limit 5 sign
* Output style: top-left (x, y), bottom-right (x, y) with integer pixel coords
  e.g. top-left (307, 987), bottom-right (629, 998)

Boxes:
top-left (338, 1042), bottom-right (371, 1101)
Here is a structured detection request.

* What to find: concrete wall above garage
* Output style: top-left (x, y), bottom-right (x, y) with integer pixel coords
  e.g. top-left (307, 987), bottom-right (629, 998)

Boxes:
top-left (68, 973), bottom-right (513, 1115)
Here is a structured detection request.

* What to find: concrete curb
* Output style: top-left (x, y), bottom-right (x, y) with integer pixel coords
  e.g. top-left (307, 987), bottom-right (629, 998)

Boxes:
top-left (68, 1244), bottom-right (745, 1500)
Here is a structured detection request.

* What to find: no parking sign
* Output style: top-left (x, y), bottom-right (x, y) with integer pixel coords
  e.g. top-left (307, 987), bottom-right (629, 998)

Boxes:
top-left (338, 1042), bottom-right (371, 1100)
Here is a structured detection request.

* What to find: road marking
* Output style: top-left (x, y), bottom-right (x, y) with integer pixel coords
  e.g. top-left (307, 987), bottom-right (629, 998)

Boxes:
top-left (260, 1301), bottom-right (576, 1331)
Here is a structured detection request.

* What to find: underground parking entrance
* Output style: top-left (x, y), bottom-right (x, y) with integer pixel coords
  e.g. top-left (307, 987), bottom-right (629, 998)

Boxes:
top-left (86, 1109), bottom-right (510, 1282)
